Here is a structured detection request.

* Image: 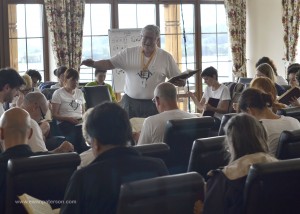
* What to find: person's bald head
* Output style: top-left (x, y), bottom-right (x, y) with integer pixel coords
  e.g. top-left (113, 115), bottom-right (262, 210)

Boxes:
top-left (153, 82), bottom-right (178, 112)
top-left (0, 107), bottom-right (32, 150)
top-left (21, 92), bottom-right (48, 122)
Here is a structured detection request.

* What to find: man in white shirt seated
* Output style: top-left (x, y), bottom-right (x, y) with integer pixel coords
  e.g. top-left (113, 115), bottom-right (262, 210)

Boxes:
top-left (21, 92), bottom-right (74, 153)
top-left (137, 82), bottom-right (196, 145)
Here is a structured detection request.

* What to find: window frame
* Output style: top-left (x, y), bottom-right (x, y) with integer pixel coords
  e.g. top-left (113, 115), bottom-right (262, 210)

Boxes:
top-left (1, 0), bottom-right (228, 101)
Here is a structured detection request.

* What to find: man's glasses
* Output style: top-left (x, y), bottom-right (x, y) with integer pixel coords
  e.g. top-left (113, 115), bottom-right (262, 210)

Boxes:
top-left (152, 96), bottom-right (158, 104)
top-left (39, 106), bottom-right (45, 120)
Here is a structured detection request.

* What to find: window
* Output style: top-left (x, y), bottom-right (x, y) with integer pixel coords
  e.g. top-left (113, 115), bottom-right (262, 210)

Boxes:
top-left (81, 3), bottom-right (111, 84)
top-left (8, 4), bottom-right (45, 80)
top-left (201, 4), bottom-right (232, 84)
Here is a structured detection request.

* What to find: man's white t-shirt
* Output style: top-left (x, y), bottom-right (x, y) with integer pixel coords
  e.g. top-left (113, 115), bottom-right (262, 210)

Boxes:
top-left (137, 109), bottom-right (196, 145)
top-left (202, 84), bottom-right (231, 120)
top-left (51, 88), bottom-right (85, 120)
top-left (28, 119), bottom-right (48, 152)
top-left (110, 46), bottom-right (181, 99)
top-left (261, 116), bottom-right (300, 155)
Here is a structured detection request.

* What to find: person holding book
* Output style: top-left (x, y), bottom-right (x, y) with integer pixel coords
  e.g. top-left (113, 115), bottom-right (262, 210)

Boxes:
top-left (238, 88), bottom-right (300, 155)
top-left (203, 113), bottom-right (277, 214)
top-left (81, 25), bottom-right (185, 118)
top-left (287, 63), bottom-right (300, 87)
top-left (187, 66), bottom-right (231, 125)
top-left (60, 102), bottom-right (168, 214)
top-left (85, 69), bottom-right (116, 102)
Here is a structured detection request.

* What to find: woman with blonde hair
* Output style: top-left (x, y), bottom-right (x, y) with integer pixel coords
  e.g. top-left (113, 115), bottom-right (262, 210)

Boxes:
top-left (250, 77), bottom-right (286, 113)
top-left (203, 113), bottom-right (277, 213)
top-left (255, 63), bottom-right (286, 95)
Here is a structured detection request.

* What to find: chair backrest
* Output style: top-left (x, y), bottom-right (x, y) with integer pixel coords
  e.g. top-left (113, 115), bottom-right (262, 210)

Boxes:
top-left (38, 81), bottom-right (56, 91)
top-left (163, 117), bottom-right (215, 174)
top-left (244, 159), bottom-right (300, 214)
top-left (280, 84), bottom-right (292, 91)
top-left (41, 88), bottom-right (58, 100)
top-left (5, 153), bottom-right (80, 214)
top-left (188, 136), bottom-right (230, 180)
top-left (82, 85), bottom-right (112, 109)
top-left (277, 107), bottom-right (300, 122)
top-left (218, 113), bottom-right (237, 136)
top-left (276, 130), bottom-right (300, 159)
top-left (117, 172), bottom-right (205, 214)
top-left (238, 77), bottom-right (253, 84)
top-left (133, 143), bottom-right (170, 162)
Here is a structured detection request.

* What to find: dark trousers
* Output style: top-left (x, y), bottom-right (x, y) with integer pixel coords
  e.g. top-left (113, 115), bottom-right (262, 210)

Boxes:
top-left (120, 94), bottom-right (158, 119)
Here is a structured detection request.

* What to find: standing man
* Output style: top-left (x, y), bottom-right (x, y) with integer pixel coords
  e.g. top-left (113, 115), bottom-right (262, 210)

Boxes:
top-left (81, 25), bottom-right (185, 118)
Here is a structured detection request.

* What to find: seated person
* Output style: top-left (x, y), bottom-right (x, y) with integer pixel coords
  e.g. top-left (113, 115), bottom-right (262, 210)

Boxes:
top-left (60, 102), bottom-right (168, 214)
top-left (51, 68), bottom-right (86, 151)
top-left (188, 66), bottom-right (231, 124)
top-left (238, 88), bottom-right (300, 155)
top-left (26, 69), bottom-right (42, 91)
top-left (250, 77), bottom-right (286, 112)
top-left (287, 63), bottom-right (300, 87)
top-left (11, 74), bottom-right (33, 108)
top-left (203, 113), bottom-right (278, 214)
top-left (255, 56), bottom-right (288, 85)
top-left (0, 108), bottom-right (48, 212)
top-left (137, 82), bottom-right (196, 145)
top-left (50, 66), bottom-right (67, 89)
top-left (21, 92), bottom-right (74, 153)
top-left (85, 69), bottom-right (116, 102)
top-left (255, 63), bottom-right (286, 96)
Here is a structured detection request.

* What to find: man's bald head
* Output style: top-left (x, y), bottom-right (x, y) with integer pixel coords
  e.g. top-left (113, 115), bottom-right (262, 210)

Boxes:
top-left (154, 82), bottom-right (177, 102)
top-left (0, 107), bottom-right (32, 150)
top-left (153, 82), bottom-right (178, 113)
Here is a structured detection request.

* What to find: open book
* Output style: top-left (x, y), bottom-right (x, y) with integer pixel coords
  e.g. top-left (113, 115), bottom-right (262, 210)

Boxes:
top-left (168, 69), bottom-right (201, 84)
top-left (130, 117), bottom-right (145, 133)
top-left (18, 193), bottom-right (60, 214)
top-left (278, 86), bottom-right (300, 105)
top-left (202, 98), bottom-right (219, 117)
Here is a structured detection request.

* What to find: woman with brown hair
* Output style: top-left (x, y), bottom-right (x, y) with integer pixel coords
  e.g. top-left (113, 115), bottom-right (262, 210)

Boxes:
top-left (250, 77), bottom-right (286, 112)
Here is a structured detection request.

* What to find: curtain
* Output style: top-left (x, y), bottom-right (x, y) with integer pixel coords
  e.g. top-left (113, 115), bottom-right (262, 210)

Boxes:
top-left (224, 0), bottom-right (247, 77)
top-left (282, 0), bottom-right (300, 65)
top-left (44, 0), bottom-right (85, 70)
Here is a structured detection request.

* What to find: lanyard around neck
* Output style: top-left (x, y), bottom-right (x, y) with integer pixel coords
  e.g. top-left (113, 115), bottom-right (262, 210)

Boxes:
top-left (141, 48), bottom-right (156, 71)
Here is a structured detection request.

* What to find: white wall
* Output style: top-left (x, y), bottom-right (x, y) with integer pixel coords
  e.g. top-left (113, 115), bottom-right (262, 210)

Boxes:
top-left (246, 0), bottom-right (286, 78)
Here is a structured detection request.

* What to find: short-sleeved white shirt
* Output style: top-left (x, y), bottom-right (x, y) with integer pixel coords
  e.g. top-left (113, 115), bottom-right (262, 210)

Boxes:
top-left (202, 84), bottom-right (231, 120)
top-left (28, 119), bottom-right (48, 152)
top-left (137, 109), bottom-right (196, 145)
top-left (110, 46), bottom-right (181, 99)
top-left (261, 116), bottom-right (300, 155)
top-left (51, 88), bottom-right (85, 119)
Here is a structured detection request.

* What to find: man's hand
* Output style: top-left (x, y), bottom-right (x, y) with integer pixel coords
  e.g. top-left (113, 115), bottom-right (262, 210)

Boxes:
top-left (81, 59), bottom-right (95, 67)
top-left (54, 141), bottom-right (74, 153)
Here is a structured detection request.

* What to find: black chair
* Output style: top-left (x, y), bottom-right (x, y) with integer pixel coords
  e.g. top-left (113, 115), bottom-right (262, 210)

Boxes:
top-left (277, 107), bottom-right (300, 122)
top-left (218, 113), bottom-right (237, 136)
top-left (276, 129), bottom-right (300, 159)
top-left (5, 153), bottom-right (80, 214)
top-left (188, 136), bottom-right (230, 180)
top-left (117, 172), bottom-right (205, 214)
top-left (244, 159), bottom-right (300, 214)
top-left (82, 85), bottom-right (112, 109)
top-left (133, 143), bottom-right (170, 162)
top-left (280, 84), bottom-right (292, 91)
top-left (163, 117), bottom-right (216, 174)
top-left (41, 88), bottom-right (58, 100)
